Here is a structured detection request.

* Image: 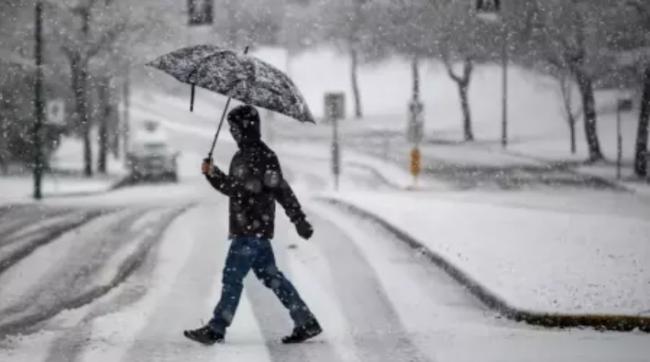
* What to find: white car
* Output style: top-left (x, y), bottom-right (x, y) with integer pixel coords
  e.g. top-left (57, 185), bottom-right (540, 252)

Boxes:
top-left (127, 121), bottom-right (179, 182)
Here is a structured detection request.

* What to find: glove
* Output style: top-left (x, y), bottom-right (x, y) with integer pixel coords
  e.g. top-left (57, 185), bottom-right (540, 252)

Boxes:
top-left (201, 158), bottom-right (214, 177)
top-left (295, 218), bottom-right (314, 240)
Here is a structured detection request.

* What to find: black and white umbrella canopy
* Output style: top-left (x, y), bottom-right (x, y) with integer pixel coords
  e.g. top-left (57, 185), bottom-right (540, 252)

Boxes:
top-left (147, 45), bottom-right (315, 124)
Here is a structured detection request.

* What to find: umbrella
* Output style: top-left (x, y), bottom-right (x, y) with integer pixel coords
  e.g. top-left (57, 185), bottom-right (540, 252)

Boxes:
top-left (146, 45), bottom-right (315, 159)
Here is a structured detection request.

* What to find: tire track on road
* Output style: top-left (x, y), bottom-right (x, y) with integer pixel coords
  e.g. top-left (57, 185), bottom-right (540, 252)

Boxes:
top-left (0, 205), bottom-right (191, 339)
top-left (0, 209), bottom-right (109, 274)
top-left (0, 205), bottom-right (72, 242)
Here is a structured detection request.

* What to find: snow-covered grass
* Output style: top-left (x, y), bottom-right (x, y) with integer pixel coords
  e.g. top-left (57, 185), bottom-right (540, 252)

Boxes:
top-left (327, 190), bottom-right (650, 317)
top-left (50, 135), bottom-right (127, 176)
top-left (0, 175), bottom-right (117, 205)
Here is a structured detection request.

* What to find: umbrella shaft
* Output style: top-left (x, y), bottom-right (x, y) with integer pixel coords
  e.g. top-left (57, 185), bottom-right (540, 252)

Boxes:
top-left (208, 96), bottom-right (233, 159)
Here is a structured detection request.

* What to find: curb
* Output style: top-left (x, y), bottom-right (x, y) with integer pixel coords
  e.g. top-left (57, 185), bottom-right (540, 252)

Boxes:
top-left (39, 174), bottom-right (131, 199)
top-left (320, 197), bottom-right (650, 333)
top-left (501, 148), bottom-right (634, 193)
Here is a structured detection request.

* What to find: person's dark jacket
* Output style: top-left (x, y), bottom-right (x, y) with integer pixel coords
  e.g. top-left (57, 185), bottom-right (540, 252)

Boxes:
top-left (205, 105), bottom-right (310, 240)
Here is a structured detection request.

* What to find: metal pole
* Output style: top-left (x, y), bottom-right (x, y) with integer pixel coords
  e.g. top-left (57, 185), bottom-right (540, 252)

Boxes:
top-left (333, 115), bottom-right (340, 191)
top-left (33, 0), bottom-right (44, 200)
top-left (501, 22), bottom-right (508, 148)
top-left (617, 107), bottom-right (622, 180)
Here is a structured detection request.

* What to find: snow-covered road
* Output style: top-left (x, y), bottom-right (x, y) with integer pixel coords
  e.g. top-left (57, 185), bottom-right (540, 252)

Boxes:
top-left (0, 107), bottom-right (648, 361)
top-left (0, 172), bottom-right (647, 361)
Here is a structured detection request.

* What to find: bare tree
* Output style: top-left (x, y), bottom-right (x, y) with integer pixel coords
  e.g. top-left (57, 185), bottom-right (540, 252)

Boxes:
top-left (557, 71), bottom-right (582, 154)
top-left (619, 0), bottom-right (650, 176)
top-left (434, 0), bottom-right (496, 142)
top-left (321, 0), bottom-right (379, 120)
top-left (55, 0), bottom-right (127, 176)
top-left (444, 57), bottom-right (475, 141)
top-left (95, 75), bottom-right (112, 173)
top-left (526, 0), bottom-right (610, 162)
top-left (381, 0), bottom-right (433, 113)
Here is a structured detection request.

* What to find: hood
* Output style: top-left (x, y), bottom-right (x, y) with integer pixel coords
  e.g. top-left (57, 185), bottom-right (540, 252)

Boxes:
top-left (227, 104), bottom-right (261, 148)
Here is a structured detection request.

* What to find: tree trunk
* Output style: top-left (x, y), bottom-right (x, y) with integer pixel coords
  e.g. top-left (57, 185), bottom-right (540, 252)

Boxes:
top-left (71, 55), bottom-right (93, 177)
top-left (444, 58), bottom-right (474, 141)
top-left (0, 115), bottom-right (7, 174)
top-left (559, 74), bottom-right (577, 154)
top-left (97, 76), bottom-right (110, 174)
top-left (350, 48), bottom-right (362, 119)
top-left (122, 69), bottom-right (131, 156)
top-left (459, 83), bottom-right (473, 141)
top-left (569, 114), bottom-right (577, 154)
top-left (574, 68), bottom-right (603, 162)
top-left (634, 66), bottom-right (650, 177)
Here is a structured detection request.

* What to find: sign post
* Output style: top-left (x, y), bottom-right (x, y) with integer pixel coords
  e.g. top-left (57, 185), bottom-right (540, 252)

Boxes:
top-left (476, 0), bottom-right (508, 148)
top-left (325, 92), bottom-right (345, 191)
top-left (33, 0), bottom-right (45, 200)
top-left (407, 100), bottom-right (424, 188)
top-left (617, 98), bottom-right (633, 179)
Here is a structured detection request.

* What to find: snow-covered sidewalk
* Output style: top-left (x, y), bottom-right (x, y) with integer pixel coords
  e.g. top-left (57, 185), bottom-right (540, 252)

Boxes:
top-left (325, 190), bottom-right (650, 318)
top-left (0, 175), bottom-right (121, 205)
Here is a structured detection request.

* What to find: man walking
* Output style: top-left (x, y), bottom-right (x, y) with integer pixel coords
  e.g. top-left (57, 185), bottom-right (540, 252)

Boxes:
top-left (184, 105), bottom-right (321, 345)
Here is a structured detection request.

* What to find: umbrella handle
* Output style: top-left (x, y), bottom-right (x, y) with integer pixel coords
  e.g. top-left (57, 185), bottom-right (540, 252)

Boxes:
top-left (206, 45), bottom-right (250, 159)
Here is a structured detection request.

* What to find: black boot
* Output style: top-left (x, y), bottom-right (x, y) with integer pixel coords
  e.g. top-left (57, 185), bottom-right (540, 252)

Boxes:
top-left (183, 325), bottom-right (224, 345)
top-left (282, 319), bottom-right (322, 344)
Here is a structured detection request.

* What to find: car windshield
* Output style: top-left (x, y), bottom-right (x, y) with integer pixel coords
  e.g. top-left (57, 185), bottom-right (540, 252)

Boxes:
top-left (141, 142), bottom-right (168, 155)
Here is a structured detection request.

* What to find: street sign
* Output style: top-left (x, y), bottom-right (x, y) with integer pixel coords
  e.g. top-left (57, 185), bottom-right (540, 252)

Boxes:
top-left (325, 92), bottom-right (345, 120)
top-left (407, 100), bottom-right (424, 144)
top-left (188, 0), bottom-right (213, 26)
top-left (46, 99), bottom-right (65, 126)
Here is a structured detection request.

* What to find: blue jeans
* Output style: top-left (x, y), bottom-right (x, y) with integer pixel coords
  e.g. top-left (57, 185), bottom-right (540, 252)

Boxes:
top-left (209, 237), bottom-right (314, 334)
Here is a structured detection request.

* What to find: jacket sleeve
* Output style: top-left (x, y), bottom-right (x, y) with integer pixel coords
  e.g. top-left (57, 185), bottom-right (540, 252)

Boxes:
top-left (268, 156), bottom-right (306, 223)
top-left (205, 164), bottom-right (246, 197)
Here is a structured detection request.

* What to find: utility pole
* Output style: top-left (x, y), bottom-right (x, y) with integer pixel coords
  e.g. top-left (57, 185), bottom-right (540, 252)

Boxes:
top-left (33, 0), bottom-right (45, 200)
top-left (501, 21), bottom-right (509, 148)
top-left (81, 4), bottom-right (92, 177)
top-left (476, 0), bottom-right (508, 147)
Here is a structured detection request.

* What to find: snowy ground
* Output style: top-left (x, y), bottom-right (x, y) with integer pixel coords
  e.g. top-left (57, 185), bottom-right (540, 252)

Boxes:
top-left (327, 191), bottom-right (650, 316)
top-left (1, 163), bottom-right (648, 362)
top-left (1, 49), bottom-right (649, 361)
